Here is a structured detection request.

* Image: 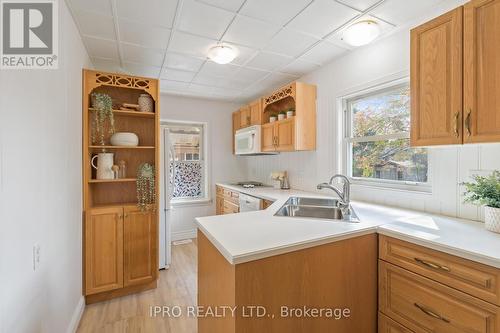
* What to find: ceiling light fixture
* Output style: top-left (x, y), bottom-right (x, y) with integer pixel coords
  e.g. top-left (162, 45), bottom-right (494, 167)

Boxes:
top-left (342, 20), bottom-right (381, 47)
top-left (207, 45), bottom-right (237, 65)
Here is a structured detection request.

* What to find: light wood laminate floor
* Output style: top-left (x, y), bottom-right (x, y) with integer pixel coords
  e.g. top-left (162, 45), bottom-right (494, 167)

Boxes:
top-left (77, 240), bottom-right (197, 333)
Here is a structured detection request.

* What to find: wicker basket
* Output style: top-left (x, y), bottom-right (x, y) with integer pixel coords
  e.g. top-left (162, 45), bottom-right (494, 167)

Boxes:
top-left (484, 206), bottom-right (500, 234)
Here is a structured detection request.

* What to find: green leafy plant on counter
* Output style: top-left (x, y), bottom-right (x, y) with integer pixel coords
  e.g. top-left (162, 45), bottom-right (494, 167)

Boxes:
top-left (91, 92), bottom-right (114, 145)
top-left (463, 171), bottom-right (500, 208)
top-left (137, 163), bottom-right (156, 211)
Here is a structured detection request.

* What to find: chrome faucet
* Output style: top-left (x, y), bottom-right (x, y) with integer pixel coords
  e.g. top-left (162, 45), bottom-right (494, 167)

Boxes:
top-left (317, 174), bottom-right (351, 208)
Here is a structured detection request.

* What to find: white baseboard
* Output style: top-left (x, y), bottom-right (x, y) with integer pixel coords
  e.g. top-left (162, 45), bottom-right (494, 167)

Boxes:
top-left (172, 229), bottom-right (197, 241)
top-left (67, 296), bottom-right (85, 333)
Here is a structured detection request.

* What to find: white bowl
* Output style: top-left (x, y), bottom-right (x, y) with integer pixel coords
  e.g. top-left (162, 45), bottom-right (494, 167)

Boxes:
top-left (110, 132), bottom-right (139, 146)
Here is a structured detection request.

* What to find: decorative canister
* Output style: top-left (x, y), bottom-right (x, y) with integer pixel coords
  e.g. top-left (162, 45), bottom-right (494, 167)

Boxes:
top-left (484, 206), bottom-right (500, 234)
top-left (138, 94), bottom-right (154, 113)
top-left (269, 116), bottom-right (277, 123)
top-left (286, 110), bottom-right (294, 118)
top-left (110, 132), bottom-right (139, 146)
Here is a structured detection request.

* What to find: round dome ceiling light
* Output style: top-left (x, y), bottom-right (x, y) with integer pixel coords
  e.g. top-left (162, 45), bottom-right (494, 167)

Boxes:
top-left (207, 44), bottom-right (237, 64)
top-left (342, 20), bottom-right (381, 47)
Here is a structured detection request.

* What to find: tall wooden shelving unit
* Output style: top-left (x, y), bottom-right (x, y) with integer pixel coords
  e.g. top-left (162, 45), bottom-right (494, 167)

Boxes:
top-left (82, 69), bottom-right (160, 304)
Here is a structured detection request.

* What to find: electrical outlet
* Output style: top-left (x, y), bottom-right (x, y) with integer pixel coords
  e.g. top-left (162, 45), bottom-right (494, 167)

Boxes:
top-left (33, 244), bottom-right (40, 271)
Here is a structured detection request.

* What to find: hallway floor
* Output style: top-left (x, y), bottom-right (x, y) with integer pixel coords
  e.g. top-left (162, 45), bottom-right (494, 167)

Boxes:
top-left (77, 240), bottom-right (197, 333)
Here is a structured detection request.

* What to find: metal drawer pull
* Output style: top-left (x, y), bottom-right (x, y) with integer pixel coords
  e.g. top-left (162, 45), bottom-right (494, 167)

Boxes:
top-left (414, 303), bottom-right (450, 323)
top-left (414, 257), bottom-right (451, 272)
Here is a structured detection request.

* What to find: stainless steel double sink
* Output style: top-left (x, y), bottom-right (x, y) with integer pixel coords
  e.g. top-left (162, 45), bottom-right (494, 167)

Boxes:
top-left (274, 197), bottom-right (359, 223)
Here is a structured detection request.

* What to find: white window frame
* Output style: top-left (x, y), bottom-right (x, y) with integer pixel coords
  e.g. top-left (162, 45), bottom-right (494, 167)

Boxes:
top-left (161, 120), bottom-right (210, 206)
top-left (341, 77), bottom-right (432, 192)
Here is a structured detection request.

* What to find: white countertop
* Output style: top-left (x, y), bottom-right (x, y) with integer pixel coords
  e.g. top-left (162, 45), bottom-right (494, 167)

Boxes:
top-left (195, 183), bottom-right (500, 268)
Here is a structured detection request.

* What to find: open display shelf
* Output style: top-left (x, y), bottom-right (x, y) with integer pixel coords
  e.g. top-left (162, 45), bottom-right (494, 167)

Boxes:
top-left (82, 69), bottom-right (159, 303)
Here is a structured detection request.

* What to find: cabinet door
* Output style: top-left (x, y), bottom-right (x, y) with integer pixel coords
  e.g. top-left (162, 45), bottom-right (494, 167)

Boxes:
top-left (232, 111), bottom-right (240, 154)
top-left (216, 195), bottom-right (224, 215)
top-left (410, 7), bottom-right (463, 146)
top-left (85, 207), bottom-right (123, 295)
top-left (261, 123), bottom-right (276, 152)
top-left (464, 0), bottom-right (500, 143)
top-left (223, 200), bottom-right (239, 214)
top-left (249, 99), bottom-right (262, 125)
top-left (379, 313), bottom-right (417, 333)
top-left (276, 118), bottom-right (295, 151)
top-left (123, 206), bottom-right (157, 287)
top-left (239, 106), bottom-right (251, 128)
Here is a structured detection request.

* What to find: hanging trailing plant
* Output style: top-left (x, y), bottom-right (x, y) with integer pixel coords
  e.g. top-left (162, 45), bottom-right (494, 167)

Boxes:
top-left (137, 163), bottom-right (156, 211)
top-left (91, 92), bottom-right (114, 145)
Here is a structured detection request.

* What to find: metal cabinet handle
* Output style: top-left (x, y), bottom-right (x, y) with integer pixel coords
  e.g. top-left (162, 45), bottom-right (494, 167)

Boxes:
top-left (453, 112), bottom-right (460, 138)
top-left (414, 257), bottom-right (450, 272)
top-left (118, 214), bottom-right (123, 219)
top-left (124, 213), bottom-right (128, 218)
top-left (465, 109), bottom-right (472, 137)
top-left (414, 303), bottom-right (450, 323)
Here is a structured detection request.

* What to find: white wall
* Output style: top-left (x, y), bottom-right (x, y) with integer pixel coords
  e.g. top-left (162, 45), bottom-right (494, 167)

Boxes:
top-left (244, 0), bottom-right (500, 222)
top-left (0, 2), bottom-right (91, 332)
top-left (160, 94), bottom-right (244, 240)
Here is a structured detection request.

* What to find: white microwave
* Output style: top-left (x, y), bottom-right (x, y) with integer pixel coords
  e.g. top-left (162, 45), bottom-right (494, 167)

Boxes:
top-left (235, 125), bottom-right (276, 155)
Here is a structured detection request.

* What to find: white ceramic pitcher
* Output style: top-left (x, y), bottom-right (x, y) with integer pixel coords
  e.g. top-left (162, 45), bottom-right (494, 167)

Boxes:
top-left (91, 153), bottom-right (114, 179)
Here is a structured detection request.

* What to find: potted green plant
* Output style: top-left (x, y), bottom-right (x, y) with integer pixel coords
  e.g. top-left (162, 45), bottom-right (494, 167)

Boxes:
top-left (91, 93), bottom-right (114, 145)
top-left (278, 111), bottom-right (286, 121)
top-left (137, 163), bottom-right (156, 211)
top-left (463, 171), bottom-right (500, 233)
top-left (286, 108), bottom-right (295, 119)
top-left (269, 113), bottom-right (278, 123)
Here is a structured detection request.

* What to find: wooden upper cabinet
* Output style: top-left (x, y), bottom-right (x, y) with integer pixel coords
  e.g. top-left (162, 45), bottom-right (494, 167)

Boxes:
top-left (410, 7), bottom-right (463, 146)
top-left (261, 122), bottom-right (276, 152)
top-left (239, 106), bottom-right (251, 128)
top-left (85, 207), bottom-right (124, 295)
top-left (276, 118), bottom-right (295, 152)
top-left (123, 206), bottom-right (157, 287)
top-left (249, 99), bottom-right (262, 126)
top-left (464, 0), bottom-right (500, 143)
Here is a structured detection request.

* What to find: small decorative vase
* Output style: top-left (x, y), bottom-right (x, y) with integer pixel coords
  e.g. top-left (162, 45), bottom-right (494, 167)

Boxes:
top-left (286, 110), bottom-right (294, 118)
top-left (110, 132), bottom-right (139, 146)
top-left (138, 94), bottom-right (154, 113)
top-left (278, 114), bottom-right (286, 121)
top-left (269, 116), bottom-right (277, 123)
top-left (484, 206), bottom-right (500, 234)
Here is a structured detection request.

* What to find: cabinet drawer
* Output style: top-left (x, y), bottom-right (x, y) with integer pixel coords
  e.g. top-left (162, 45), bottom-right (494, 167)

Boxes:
top-left (222, 188), bottom-right (239, 204)
top-left (223, 200), bottom-right (239, 214)
top-left (379, 312), bottom-right (417, 333)
top-left (380, 261), bottom-right (500, 333)
top-left (380, 235), bottom-right (500, 305)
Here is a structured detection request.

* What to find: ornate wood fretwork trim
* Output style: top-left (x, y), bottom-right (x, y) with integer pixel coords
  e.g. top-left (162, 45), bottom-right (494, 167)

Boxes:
top-left (94, 72), bottom-right (151, 90)
top-left (263, 84), bottom-right (294, 106)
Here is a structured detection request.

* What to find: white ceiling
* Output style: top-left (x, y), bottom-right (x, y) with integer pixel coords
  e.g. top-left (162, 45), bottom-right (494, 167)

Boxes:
top-left (67, 0), bottom-right (445, 102)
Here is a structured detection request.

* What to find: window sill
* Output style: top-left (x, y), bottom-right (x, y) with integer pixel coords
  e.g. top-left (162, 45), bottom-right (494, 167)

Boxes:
top-left (350, 179), bottom-right (432, 195)
top-left (170, 198), bottom-right (212, 208)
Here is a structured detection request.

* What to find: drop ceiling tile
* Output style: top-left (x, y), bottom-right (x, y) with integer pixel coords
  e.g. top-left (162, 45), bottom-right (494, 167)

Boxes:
top-left (84, 36), bottom-right (119, 59)
top-left (234, 67), bottom-right (269, 82)
top-left (245, 51), bottom-right (292, 71)
top-left (123, 62), bottom-right (162, 78)
top-left (188, 83), bottom-right (215, 94)
top-left (287, 0), bottom-right (359, 38)
top-left (116, 0), bottom-right (178, 28)
top-left (280, 59), bottom-right (320, 76)
top-left (299, 41), bottom-right (348, 65)
top-left (370, 0), bottom-right (442, 26)
top-left (162, 68), bottom-right (197, 82)
top-left (120, 43), bottom-right (165, 67)
top-left (75, 11), bottom-right (116, 40)
top-left (168, 31), bottom-right (216, 58)
top-left (198, 62), bottom-right (240, 78)
top-left (212, 86), bottom-right (242, 97)
top-left (165, 52), bottom-right (205, 72)
top-left (219, 77), bottom-right (254, 90)
top-left (336, 0), bottom-right (381, 11)
top-left (327, 15), bottom-right (394, 47)
top-left (118, 19), bottom-right (170, 49)
top-left (264, 28), bottom-right (319, 57)
top-left (192, 74), bottom-right (226, 87)
top-left (178, 0), bottom-right (234, 39)
top-left (197, 0), bottom-right (245, 12)
top-left (223, 15), bottom-right (281, 49)
top-left (160, 80), bottom-right (190, 91)
top-left (240, 0), bottom-right (311, 26)
top-left (91, 57), bottom-right (122, 73)
top-left (69, 0), bottom-right (112, 16)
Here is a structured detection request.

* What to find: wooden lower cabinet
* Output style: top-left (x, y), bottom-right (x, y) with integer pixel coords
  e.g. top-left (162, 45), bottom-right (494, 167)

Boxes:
top-left (216, 195), bottom-right (224, 215)
top-left (379, 313), bottom-right (416, 333)
top-left (216, 186), bottom-right (240, 215)
top-left (85, 207), bottom-right (124, 295)
top-left (223, 200), bottom-right (239, 214)
top-left (123, 207), bottom-right (156, 287)
top-left (84, 205), bottom-right (157, 302)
